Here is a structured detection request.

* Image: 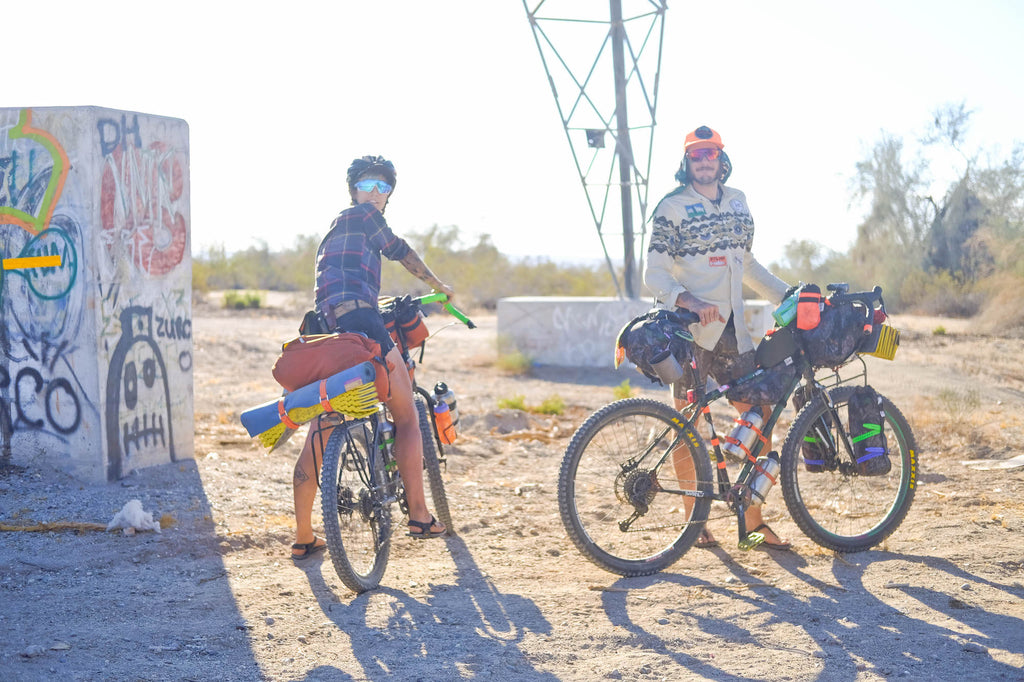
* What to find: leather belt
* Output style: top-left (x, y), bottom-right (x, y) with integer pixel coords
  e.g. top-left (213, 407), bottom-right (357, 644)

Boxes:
top-left (332, 299), bottom-right (374, 317)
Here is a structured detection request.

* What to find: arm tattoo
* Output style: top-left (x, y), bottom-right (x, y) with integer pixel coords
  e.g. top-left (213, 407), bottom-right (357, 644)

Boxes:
top-left (400, 250), bottom-right (441, 288)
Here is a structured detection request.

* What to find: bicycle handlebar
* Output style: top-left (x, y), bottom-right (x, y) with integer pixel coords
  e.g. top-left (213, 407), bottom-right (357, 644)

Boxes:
top-left (414, 291), bottom-right (476, 329)
top-left (827, 285), bottom-right (885, 311)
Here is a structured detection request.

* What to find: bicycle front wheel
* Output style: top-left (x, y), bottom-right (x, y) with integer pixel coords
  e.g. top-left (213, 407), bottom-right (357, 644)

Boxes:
top-left (320, 419), bottom-right (392, 593)
top-left (558, 398), bottom-right (712, 577)
top-left (415, 395), bottom-right (453, 535)
top-left (780, 385), bottom-right (917, 553)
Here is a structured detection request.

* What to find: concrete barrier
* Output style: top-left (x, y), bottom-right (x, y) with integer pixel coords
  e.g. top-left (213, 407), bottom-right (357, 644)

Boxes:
top-left (0, 106), bottom-right (192, 482)
top-left (496, 296), bottom-right (776, 369)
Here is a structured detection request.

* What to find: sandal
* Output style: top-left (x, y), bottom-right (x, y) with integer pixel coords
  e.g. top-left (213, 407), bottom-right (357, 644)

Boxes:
top-left (696, 529), bottom-right (719, 549)
top-left (749, 523), bottom-right (791, 551)
top-left (291, 538), bottom-right (327, 561)
top-left (407, 516), bottom-right (446, 539)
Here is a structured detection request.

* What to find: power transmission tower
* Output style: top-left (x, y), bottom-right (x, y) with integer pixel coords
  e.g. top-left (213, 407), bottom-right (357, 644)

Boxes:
top-left (523, 0), bottom-right (667, 299)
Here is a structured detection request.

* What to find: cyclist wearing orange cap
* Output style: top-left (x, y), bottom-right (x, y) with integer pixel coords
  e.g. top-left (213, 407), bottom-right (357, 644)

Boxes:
top-left (645, 125), bottom-right (794, 550)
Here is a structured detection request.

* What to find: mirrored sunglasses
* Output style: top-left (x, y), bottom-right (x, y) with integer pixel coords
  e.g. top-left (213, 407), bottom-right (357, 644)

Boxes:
top-left (354, 179), bottom-right (393, 194)
top-left (686, 148), bottom-right (720, 161)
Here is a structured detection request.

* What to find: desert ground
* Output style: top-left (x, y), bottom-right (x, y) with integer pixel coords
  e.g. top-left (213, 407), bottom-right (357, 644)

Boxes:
top-left (1, 293), bottom-right (1023, 681)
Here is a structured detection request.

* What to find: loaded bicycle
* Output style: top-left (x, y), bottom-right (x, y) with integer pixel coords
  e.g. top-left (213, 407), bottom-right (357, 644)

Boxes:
top-left (240, 292), bottom-right (473, 593)
top-left (316, 292), bottom-right (474, 592)
top-left (557, 284), bottom-right (916, 577)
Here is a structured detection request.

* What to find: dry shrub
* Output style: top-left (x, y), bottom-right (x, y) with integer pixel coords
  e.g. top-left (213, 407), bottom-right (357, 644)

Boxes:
top-left (975, 274), bottom-right (1024, 335)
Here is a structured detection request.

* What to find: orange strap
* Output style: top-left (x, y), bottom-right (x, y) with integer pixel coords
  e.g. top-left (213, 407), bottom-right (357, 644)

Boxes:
top-left (318, 380), bottom-right (334, 412)
top-left (277, 399), bottom-right (300, 430)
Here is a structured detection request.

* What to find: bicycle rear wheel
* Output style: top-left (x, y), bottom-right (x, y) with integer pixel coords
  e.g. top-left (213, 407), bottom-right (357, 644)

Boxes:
top-left (320, 418), bottom-right (392, 593)
top-left (558, 398), bottom-right (712, 577)
top-left (415, 395), bottom-right (453, 535)
top-left (780, 385), bottom-right (917, 553)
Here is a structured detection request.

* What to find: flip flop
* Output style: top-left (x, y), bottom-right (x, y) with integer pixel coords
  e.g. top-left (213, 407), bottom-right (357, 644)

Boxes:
top-left (291, 538), bottom-right (327, 561)
top-left (696, 529), bottom-right (719, 549)
top-left (407, 516), bottom-right (446, 539)
top-left (749, 523), bottom-right (792, 551)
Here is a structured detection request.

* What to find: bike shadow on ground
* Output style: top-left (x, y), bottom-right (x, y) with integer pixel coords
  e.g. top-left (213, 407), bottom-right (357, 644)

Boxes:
top-left (296, 534), bottom-right (556, 681)
top-left (597, 547), bottom-right (1024, 680)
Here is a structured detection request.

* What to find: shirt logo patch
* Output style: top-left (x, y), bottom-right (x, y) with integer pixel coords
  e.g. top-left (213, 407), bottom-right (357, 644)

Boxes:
top-left (730, 199), bottom-right (744, 212)
top-left (709, 255), bottom-right (726, 267)
top-left (685, 203), bottom-right (706, 218)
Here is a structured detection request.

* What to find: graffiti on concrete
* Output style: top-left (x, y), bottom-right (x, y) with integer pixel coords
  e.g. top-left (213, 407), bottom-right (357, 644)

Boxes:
top-left (0, 109), bottom-right (70, 235)
top-left (99, 113), bottom-right (187, 276)
top-left (105, 306), bottom-right (176, 481)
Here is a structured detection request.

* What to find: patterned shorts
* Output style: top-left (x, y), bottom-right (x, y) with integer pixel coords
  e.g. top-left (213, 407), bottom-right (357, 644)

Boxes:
top-left (671, 316), bottom-right (755, 401)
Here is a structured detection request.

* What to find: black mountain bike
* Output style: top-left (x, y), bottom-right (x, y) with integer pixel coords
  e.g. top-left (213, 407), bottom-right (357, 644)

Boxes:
top-left (316, 292), bottom-right (474, 593)
top-left (558, 285), bottom-right (917, 577)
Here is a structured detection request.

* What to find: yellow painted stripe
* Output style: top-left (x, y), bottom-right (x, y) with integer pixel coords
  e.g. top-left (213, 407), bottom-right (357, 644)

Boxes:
top-left (3, 255), bottom-right (62, 270)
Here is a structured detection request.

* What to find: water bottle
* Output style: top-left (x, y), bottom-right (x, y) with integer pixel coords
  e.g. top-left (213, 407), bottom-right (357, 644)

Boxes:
top-left (721, 408), bottom-right (765, 462)
top-left (378, 418), bottom-right (395, 456)
top-left (433, 400), bottom-right (456, 445)
top-left (433, 382), bottom-right (459, 427)
top-left (649, 349), bottom-right (684, 384)
top-left (748, 451), bottom-right (781, 506)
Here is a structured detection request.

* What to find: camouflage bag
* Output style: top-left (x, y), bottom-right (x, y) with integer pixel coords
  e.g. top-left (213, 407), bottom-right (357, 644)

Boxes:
top-left (615, 309), bottom-right (696, 386)
top-left (725, 362), bottom-right (798, 405)
top-left (799, 300), bottom-right (871, 368)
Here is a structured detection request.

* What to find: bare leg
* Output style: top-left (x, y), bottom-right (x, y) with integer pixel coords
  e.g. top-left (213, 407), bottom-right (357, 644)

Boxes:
top-left (731, 400), bottom-right (789, 547)
top-left (672, 396), bottom-right (708, 541)
top-left (385, 346), bottom-right (444, 535)
top-left (293, 425), bottom-right (329, 556)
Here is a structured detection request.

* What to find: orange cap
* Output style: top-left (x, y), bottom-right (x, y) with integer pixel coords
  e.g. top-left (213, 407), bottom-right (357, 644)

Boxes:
top-left (684, 125), bottom-right (724, 151)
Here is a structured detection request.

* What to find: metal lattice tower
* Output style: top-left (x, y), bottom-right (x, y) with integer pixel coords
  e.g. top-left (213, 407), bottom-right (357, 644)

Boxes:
top-left (524, 0), bottom-right (667, 299)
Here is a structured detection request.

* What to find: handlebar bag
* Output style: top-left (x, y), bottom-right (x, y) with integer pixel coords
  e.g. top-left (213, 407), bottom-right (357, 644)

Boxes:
top-left (799, 300), bottom-right (871, 368)
top-left (272, 332), bottom-right (393, 401)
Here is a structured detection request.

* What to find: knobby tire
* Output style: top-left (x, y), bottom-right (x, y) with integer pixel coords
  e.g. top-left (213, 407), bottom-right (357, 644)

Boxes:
top-left (780, 385), bottom-right (917, 553)
top-left (558, 398), bottom-right (713, 577)
top-left (320, 419), bottom-right (392, 593)
top-left (415, 395), bottom-right (454, 536)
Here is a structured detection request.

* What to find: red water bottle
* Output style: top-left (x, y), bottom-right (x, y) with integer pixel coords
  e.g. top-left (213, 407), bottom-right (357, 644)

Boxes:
top-left (433, 401), bottom-right (456, 445)
top-left (796, 284), bottom-right (822, 330)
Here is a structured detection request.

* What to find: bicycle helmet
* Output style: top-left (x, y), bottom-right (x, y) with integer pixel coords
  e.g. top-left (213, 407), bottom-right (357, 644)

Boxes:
top-left (346, 155), bottom-right (397, 205)
top-left (673, 125), bottom-right (732, 186)
top-left (615, 309), bottom-right (697, 386)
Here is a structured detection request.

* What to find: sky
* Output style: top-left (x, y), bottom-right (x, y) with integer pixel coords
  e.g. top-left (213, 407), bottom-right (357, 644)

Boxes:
top-left (6, 0), bottom-right (1023, 273)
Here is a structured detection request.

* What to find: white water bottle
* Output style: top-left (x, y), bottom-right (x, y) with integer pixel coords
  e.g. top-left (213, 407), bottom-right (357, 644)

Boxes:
top-left (748, 451), bottom-right (781, 506)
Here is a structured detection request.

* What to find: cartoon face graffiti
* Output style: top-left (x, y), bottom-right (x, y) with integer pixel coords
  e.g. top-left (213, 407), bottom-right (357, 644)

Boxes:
top-left (105, 306), bottom-right (175, 480)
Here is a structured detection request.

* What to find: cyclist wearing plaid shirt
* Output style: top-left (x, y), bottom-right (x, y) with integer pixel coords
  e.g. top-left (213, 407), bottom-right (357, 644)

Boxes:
top-left (290, 156), bottom-right (454, 561)
top-left (644, 126), bottom-right (794, 551)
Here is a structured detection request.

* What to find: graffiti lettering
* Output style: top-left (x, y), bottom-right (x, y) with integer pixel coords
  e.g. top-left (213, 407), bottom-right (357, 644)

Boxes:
top-left (97, 114), bottom-right (142, 157)
top-left (155, 315), bottom-right (192, 340)
top-left (0, 366), bottom-right (83, 436)
top-left (100, 126), bottom-right (187, 276)
top-left (0, 109), bottom-right (70, 235)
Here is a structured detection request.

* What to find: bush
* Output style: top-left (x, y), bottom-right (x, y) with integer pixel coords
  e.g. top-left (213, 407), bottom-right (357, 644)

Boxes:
top-left (223, 290), bottom-right (264, 309)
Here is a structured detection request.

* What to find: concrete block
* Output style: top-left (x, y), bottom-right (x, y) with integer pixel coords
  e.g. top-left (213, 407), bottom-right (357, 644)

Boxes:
top-left (497, 296), bottom-right (779, 369)
top-left (1, 106), bottom-right (192, 482)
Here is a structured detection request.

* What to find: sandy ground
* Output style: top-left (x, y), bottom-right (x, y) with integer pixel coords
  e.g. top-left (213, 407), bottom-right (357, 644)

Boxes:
top-left (1, 295), bottom-right (1023, 681)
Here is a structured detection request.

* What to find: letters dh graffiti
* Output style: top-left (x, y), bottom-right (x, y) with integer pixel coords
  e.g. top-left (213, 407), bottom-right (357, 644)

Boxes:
top-left (99, 114), bottom-right (187, 277)
top-left (105, 306), bottom-right (175, 481)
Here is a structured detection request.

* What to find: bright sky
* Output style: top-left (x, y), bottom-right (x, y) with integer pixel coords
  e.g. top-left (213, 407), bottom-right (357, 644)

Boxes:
top-left (7, 0), bottom-right (1023, 271)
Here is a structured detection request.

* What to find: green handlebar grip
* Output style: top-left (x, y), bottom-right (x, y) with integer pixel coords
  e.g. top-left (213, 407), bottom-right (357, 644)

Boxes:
top-left (444, 303), bottom-right (476, 329)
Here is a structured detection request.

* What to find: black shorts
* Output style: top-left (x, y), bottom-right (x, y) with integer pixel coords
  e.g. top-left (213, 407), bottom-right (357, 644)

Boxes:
top-left (334, 307), bottom-right (396, 355)
top-left (671, 315), bottom-right (755, 401)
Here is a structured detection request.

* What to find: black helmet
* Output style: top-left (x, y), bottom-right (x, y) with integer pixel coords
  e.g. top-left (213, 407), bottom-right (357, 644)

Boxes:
top-left (346, 155), bottom-right (397, 199)
top-left (615, 309), bottom-right (697, 385)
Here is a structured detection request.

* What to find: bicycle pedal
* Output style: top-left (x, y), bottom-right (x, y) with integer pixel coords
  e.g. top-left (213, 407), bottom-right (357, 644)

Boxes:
top-left (738, 531), bottom-right (765, 551)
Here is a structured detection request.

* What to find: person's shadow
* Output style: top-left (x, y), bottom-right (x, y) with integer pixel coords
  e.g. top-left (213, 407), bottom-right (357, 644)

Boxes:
top-left (296, 535), bottom-right (556, 680)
